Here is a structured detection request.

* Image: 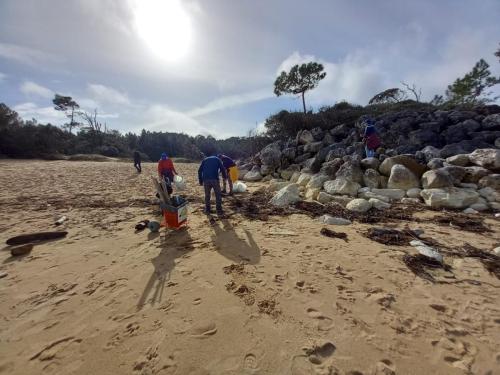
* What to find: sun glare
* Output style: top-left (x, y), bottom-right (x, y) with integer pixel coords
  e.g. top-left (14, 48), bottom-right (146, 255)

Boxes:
top-left (133, 0), bottom-right (192, 62)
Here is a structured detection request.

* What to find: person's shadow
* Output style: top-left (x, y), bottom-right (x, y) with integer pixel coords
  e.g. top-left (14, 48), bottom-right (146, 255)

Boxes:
top-left (136, 227), bottom-right (194, 310)
top-left (211, 219), bottom-right (260, 264)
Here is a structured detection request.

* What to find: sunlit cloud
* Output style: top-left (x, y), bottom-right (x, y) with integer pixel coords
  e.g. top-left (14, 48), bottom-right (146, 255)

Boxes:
top-left (0, 42), bottom-right (62, 66)
top-left (20, 81), bottom-right (54, 99)
top-left (87, 83), bottom-right (130, 105)
top-left (13, 102), bottom-right (66, 124)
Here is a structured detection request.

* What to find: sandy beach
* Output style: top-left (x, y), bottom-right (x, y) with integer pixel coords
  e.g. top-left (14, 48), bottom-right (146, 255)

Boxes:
top-left (0, 160), bottom-right (499, 375)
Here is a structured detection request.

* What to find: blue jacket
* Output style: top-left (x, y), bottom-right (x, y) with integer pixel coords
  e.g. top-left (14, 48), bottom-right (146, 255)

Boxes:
top-left (198, 156), bottom-right (227, 184)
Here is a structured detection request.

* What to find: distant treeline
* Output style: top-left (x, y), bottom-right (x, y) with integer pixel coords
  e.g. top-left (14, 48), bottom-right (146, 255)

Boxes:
top-left (0, 103), bottom-right (270, 161)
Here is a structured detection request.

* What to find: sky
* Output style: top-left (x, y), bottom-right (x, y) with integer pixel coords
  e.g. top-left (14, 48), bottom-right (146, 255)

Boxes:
top-left (0, 0), bottom-right (499, 138)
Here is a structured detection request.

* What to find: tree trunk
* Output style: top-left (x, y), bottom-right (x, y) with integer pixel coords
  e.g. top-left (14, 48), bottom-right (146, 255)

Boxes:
top-left (69, 106), bottom-right (75, 134)
top-left (301, 91), bottom-right (306, 114)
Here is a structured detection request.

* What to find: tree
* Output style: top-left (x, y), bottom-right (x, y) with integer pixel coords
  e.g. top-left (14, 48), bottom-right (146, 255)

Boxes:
top-left (368, 88), bottom-right (407, 105)
top-left (274, 62), bottom-right (326, 113)
top-left (401, 82), bottom-right (422, 102)
top-left (445, 59), bottom-right (500, 105)
top-left (53, 94), bottom-right (80, 133)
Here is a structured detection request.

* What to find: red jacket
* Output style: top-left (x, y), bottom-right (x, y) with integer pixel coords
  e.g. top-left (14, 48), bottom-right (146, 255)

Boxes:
top-left (158, 159), bottom-right (177, 176)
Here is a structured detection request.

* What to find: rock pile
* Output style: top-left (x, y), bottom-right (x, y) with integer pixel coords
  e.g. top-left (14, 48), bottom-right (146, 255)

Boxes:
top-left (238, 107), bottom-right (500, 211)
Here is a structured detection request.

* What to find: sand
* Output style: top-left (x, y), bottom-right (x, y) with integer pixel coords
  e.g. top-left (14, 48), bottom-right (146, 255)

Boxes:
top-left (0, 160), bottom-right (499, 375)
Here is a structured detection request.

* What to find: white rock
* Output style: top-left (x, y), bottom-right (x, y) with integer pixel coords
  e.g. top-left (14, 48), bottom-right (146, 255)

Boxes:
top-left (468, 148), bottom-right (500, 170)
top-left (305, 188), bottom-right (320, 200)
top-left (270, 184), bottom-right (301, 207)
top-left (297, 173), bottom-right (313, 187)
top-left (318, 215), bottom-right (352, 225)
top-left (493, 247), bottom-right (500, 255)
top-left (446, 154), bottom-right (470, 167)
top-left (420, 188), bottom-right (480, 209)
top-left (244, 169), bottom-right (263, 182)
top-left (369, 198), bottom-right (391, 210)
top-left (401, 197), bottom-right (421, 204)
top-left (416, 245), bottom-right (443, 263)
top-left (463, 208), bottom-right (479, 214)
top-left (306, 174), bottom-right (329, 189)
top-left (410, 240), bottom-right (425, 247)
top-left (269, 179), bottom-right (290, 191)
top-left (387, 164), bottom-right (420, 190)
top-left (371, 188), bottom-right (406, 200)
top-left (421, 170), bottom-right (453, 189)
top-left (359, 191), bottom-right (391, 202)
top-left (406, 188), bottom-right (422, 198)
top-left (346, 198), bottom-right (372, 213)
top-left (324, 178), bottom-right (361, 196)
top-left (290, 171), bottom-right (301, 183)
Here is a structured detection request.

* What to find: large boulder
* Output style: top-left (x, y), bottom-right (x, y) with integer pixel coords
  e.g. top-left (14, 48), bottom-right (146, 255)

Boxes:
top-left (324, 178), bottom-right (361, 196)
top-left (441, 120), bottom-right (480, 144)
top-left (479, 187), bottom-right (500, 202)
top-left (316, 191), bottom-right (334, 204)
top-left (478, 174), bottom-right (500, 190)
top-left (463, 166), bottom-right (491, 183)
top-left (297, 130), bottom-right (314, 145)
top-left (482, 114), bottom-right (500, 130)
top-left (260, 164), bottom-right (275, 176)
top-left (259, 142), bottom-right (282, 168)
top-left (336, 159), bottom-right (363, 183)
top-left (269, 179), bottom-right (291, 192)
top-left (409, 129), bottom-right (440, 148)
top-left (346, 198), bottom-right (372, 213)
top-left (325, 147), bottom-right (347, 161)
top-left (379, 155), bottom-right (426, 177)
top-left (387, 164), bottom-right (420, 190)
top-left (281, 147), bottom-right (296, 161)
top-left (304, 141), bottom-right (323, 154)
top-left (311, 127), bottom-right (324, 141)
top-left (360, 157), bottom-right (380, 170)
top-left (305, 188), bottom-right (320, 201)
top-left (369, 198), bottom-right (391, 210)
top-left (280, 165), bottom-right (301, 180)
top-left (421, 170), bottom-right (453, 189)
top-left (419, 146), bottom-right (441, 163)
top-left (446, 154), bottom-right (470, 167)
top-left (439, 166), bottom-right (466, 184)
top-left (320, 158), bottom-right (343, 178)
top-left (270, 184), bottom-right (301, 207)
top-left (363, 169), bottom-right (381, 189)
top-left (469, 149), bottom-right (500, 171)
top-left (420, 188), bottom-right (479, 209)
top-left (427, 158), bottom-right (445, 170)
top-left (244, 167), bottom-right (263, 182)
top-left (297, 173), bottom-right (313, 186)
top-left (406, 188), bottom-right (422, 198)
top-left (371, 188), bottom-right (406, 200)
top-left (306, 174), bottom-right (329, 189)
top-left (448, 110), bottom-right (476, 124)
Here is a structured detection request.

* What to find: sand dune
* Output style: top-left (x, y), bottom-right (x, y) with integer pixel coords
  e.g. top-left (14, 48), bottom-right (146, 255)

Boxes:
top-left (0, 160), bottom-right (499, 375)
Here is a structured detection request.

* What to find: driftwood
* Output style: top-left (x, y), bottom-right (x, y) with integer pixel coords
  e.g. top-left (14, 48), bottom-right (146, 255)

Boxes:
top-left (6, 231), bottom-right (68, 246)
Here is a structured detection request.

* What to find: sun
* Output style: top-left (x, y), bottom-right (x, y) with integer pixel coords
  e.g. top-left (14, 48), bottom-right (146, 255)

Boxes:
top-left (133, 0), bottom-right (192, 62)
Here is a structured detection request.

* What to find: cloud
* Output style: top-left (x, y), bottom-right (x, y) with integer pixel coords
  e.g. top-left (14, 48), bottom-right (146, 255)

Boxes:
top-left (0, 72), bottom-right (6, 82)
top-left (0, 42), bottom-right (62, 66)
top-left (87, 83), bottom-right (130, 105)
top-left (13, 102), bottom-right (66, 124)
top-left (137, 104), bottom-right (204, 135)
top-left (187, 88), bottom-right (272, 117)
top-left (20, 81), bottom-right (54, 99)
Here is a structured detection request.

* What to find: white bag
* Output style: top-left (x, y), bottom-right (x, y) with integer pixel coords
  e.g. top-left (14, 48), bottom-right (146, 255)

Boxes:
top-left (174, 175), bottom-right (186, 191)
top-left (232, 181), bottom-right (247, 193)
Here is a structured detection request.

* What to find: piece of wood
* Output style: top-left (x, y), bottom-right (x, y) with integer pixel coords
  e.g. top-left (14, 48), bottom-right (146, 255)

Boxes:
top-left (6, 231), bottom-right (68, 246)
top-left (151, 176), bottom-right (169, 205)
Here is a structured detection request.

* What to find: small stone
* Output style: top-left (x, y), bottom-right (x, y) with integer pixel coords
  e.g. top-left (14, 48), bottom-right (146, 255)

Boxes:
top-left (318, 215), bottom-right (351, 225)
top-left (369, 198), bottom-right (391, 210)
top-left (493, 247), bottom-right (500, 255)
top-left (463, 208), bottom-right (479, 214)
top-left (346, 198), bottom-right (372, 213)
top-left (401, 197), bottom-right (421, 204)
top-left (416, 245), bottom-right (443, 263)
top-left (0, 271), bottom-right (7, 279)
top-left (10, 244), bottom-right (34, 256)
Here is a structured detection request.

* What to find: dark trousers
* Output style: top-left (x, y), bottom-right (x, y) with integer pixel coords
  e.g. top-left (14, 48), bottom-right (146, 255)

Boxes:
top-left (203, 179), bottom-right (222, 213)
top-left (134, 161), bottom-right (141, 172)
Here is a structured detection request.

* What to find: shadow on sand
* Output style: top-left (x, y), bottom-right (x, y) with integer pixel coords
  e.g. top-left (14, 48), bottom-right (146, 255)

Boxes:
top-left (211, 219), bottom-right (260, 265)
top-left (136, 227), bottom-right (195, 310)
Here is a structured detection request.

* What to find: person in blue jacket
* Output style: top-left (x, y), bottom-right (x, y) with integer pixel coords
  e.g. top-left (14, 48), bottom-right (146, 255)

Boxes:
top-left (198, 151), bottom-right (227, 215)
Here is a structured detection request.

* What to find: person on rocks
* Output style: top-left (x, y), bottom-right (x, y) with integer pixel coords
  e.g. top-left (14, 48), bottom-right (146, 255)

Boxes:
top-left (217, 154), bottom-right (238, 195)
top-left (157, 152), bottom-right (178, 195)
top-left (198, 151), bottom-right (227, 215)
top-left (362, 119), bottom-right (381, 158)
top-left (133, 150), bottom-right (142, 173)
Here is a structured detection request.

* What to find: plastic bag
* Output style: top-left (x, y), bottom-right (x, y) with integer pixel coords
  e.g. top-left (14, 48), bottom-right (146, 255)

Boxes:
top-left (232, 181), bottom-right (247, 193)
top-left (174, 175), bottom-right (186, 191)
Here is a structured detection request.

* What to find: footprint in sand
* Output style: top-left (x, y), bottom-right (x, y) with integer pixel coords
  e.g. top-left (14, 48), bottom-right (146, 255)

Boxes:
top-left (372, 359), bottom-right (396, 375)
top-left (192, 297), bottom-right (202, 305)
top-left (306, 308), bottom-right (335, 331)
top-left (304, 341), bottom-right (336, 365)
top-left (189, 321), bottom-right (217, 338)
top-left (243, 353), bottom-right (259, 370)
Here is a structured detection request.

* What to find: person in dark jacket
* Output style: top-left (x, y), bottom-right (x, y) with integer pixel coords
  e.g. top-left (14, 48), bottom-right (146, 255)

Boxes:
top-left (133, 150), bottom-right (141, 173)
top-left (362, 119), bottom-right (381, 157)
top-left (217, 154), bottom-right (237, 195)
top-left (198, 153), bottom-right (227, 215)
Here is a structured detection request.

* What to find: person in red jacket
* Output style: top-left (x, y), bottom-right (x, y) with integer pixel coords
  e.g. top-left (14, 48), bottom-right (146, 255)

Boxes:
top-left (157, 152), bottom-right (177, 195)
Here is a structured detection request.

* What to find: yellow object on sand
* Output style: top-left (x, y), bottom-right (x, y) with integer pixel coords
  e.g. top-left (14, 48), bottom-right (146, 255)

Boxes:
top-left (228, 166), bottom-right (239, 182)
